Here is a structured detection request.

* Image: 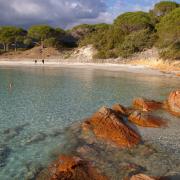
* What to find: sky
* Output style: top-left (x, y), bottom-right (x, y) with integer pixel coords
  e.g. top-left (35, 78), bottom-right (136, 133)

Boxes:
top-left (0, 0), bottom-right (179, 29)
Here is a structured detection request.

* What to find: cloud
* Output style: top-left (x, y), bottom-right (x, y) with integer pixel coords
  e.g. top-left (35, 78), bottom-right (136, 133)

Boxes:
top-left (0, 0), bottom-right (179, 29)
top-left (0, 0), bottom-right (110, 29)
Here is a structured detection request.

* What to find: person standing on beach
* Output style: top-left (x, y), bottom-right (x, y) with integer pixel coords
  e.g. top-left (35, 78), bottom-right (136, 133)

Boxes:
top-left (42, 59), bottom-right (44, 64)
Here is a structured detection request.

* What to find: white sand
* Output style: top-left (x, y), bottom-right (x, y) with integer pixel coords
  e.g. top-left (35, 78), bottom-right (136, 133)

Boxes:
top-left (0, 59), bottom-right (179, 77)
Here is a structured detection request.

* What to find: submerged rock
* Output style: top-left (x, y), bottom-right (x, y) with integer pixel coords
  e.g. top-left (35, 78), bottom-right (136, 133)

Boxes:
top-left (48, 128), bottom-right (64, 137)
top-left (25, 132), bottom-right (47, 145)
top-left (76, 145), bottom-right (96, 156)
top-left (37, 155), bottom-right (108, 180)
top-left (165, 90), bottom-right (180, 117)
top-left (82, 107), bottom-right (141, 148)
top-left (133, 98), bottom-right (163, 112)
top-left (0, 144), bottom-right (11, 168)
top-left (24, 162), bottom-right (43, 180)
top-left (3, 123), bottom-right (29, 141)
top-left (128, 111), bottom-right (167, 128)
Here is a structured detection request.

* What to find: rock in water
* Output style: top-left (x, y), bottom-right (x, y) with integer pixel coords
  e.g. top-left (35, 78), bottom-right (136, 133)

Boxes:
top-left (128, 110), bottom-right (167, 128)
top-left (133, 98), bottom-right (163, 112)
top-left (0, 144), bottom-right (11, 167)
top-left (37, 155), bottom-right (108, 180)
top-left (24, 162), bottom-right (43, 180)
top-left (112, 104), bottom-right (134, 116)
top-left (166, 90), bottom-right (180, 117)
top-left (25, 132), bottom-right (47, 145)
top-left (3, 123), bottom-right (29, 141)
top-left (82, 107), bottom-right (141, 148)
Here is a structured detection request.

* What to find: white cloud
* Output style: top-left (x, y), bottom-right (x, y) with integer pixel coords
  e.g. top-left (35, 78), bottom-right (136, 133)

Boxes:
top-left (0, 0), bottom-right (108, 28)
top-left (11, 1), bottom-right (43, 16)
top-left (1, 0), bottom-right (179, 29)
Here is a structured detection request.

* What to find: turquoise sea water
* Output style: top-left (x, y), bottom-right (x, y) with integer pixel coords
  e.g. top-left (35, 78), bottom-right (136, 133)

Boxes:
top-left (0, 66), bottom-right (179, 179)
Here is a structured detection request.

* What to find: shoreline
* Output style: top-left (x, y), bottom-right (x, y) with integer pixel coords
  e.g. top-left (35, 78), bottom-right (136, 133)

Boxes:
top-left (0, 60), bottom-right (180, 77)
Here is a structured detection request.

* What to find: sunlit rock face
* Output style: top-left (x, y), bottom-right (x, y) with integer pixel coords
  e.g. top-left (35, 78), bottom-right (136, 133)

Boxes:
top-left (133, 98), bottom-right (163, 112)
top-left (82, 107), bottom-right (141, 148)
top-left (128, 110), bottom-right (167, 128)
top-left (166, 90), bottom-right (180, 117)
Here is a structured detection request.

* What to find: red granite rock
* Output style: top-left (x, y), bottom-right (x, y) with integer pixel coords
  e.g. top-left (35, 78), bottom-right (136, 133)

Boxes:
top-left (82, 107), bottom-right (141, 148)
top-left (166, 90), bottom-right (180, 117)
top-left (128, 110), bottom-right (167, 128)
top-left (133, 98), bottom-right (163, 112)
top-left (39, 155), bottom-right (108, 180)
top-left (112, 104), bottom-right (134, 116)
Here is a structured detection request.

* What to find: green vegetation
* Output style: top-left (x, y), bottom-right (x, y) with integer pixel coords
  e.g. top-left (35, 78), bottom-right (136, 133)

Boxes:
top-left (0, 1), bottom-right (179, 60)
top-left (0, 25), bottom-right (69, 52)
top-left (28, 25), bottom-right (57, 46)
top-left (153, 1), bottom-right (179, 17)
top-left (79, 1), bottom-right (179, 59)
top-left (114, 12), bottom-right (153, 34)
top-left (118, 29), bottom-right (156, 58)
top-left (0, 26), bottom-right (26, 51)
top-left (156, 8), bottom-right (180, 59)
top-left (80, 11), bottom-right (156, 58)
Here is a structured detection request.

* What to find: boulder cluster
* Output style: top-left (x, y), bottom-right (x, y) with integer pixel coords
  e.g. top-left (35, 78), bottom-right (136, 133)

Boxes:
top-left (37, 90), bottom-right (179, 180)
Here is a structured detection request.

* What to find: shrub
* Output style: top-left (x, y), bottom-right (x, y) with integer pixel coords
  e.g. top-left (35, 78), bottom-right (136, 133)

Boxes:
top-left (44, 38), bottom-right (59, 48)
top-left (156, 8), bottom-right (180, 59)
top-left (93, 50), bottom-right (118, 59)
top-left (23, 38), bottom-right (33, 48)
top-left (118, 29), bottom-right (156, 58)
top-left (114, 12), bottom-right (154, 34)
top-left (156, 8), bottom-right (180, 47)
top-left (159, 43), bottom-right (180, 59)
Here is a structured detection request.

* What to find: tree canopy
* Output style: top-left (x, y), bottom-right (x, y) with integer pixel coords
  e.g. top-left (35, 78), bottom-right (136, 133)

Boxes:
top-left (153, 1), bottom-right (179, 17)
top-left (0, 26), bottom-right (26, 51)
top-left (156, 7), bottom-right (180, 59)
top-left (114, 12), bottom-right (153, 34)
top-left (28, 25), bottom-right (55, 45)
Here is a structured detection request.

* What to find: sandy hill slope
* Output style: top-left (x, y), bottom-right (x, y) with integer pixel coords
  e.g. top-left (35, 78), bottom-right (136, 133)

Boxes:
top-left (0, 45), bottom-right (97, 60)
top-left (0, 47), bottom-right (64, 59)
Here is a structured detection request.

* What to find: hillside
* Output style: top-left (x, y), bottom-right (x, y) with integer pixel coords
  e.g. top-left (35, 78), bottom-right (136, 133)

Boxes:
top-left (0, 45), bottom-right (96, 60)
top-left (0, 47), bottom-right (66, 59)
top-left (0, 1), bottom-right (179, 61)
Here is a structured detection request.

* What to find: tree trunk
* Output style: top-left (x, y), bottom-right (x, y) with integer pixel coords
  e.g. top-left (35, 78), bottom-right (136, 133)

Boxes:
top-left (6, 44), bottom-right (9, 51)
top-left (3, 43), bottom-right (6, 52)
top-left (15, 42), bottom-right (17, 52)
top-left (41, 39), bottom-right (44, 49)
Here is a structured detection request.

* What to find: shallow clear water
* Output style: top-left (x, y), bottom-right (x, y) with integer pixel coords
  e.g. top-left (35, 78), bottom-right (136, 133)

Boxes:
top-left (0, 66), bottom-right (179, 179)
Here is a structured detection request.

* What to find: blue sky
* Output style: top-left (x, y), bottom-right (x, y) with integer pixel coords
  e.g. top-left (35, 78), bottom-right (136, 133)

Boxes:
top-left (107, 0), bottom-right (180, 16)
top-left (0, 0), bottom-right (179, 29)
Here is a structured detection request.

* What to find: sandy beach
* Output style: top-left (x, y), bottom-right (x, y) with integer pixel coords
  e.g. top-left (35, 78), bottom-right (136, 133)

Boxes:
top-left (0, 59), bottom-right (180, 77)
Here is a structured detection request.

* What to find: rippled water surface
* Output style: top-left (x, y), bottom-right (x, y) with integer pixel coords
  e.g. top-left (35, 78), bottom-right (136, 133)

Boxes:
top-left (0, 66), bottom-right (179, 179)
